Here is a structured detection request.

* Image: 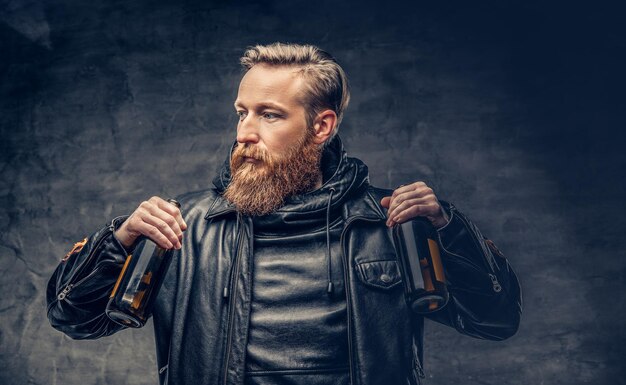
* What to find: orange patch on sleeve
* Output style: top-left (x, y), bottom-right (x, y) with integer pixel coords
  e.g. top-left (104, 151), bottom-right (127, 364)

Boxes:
top-left (484, 239), bottom-right (505, 258)
top-left (62, 238), bottom-right (88, 262)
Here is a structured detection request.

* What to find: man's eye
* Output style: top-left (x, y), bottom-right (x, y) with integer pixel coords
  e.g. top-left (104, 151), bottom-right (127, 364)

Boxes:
top-left (263, 112), bottom-right (279, 120)
top-left (236, 111), bottom-right (247, 120)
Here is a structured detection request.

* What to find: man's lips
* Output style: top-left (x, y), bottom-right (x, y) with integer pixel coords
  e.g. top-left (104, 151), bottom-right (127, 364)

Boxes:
top-left (243, 156), bottom-right (260, 164)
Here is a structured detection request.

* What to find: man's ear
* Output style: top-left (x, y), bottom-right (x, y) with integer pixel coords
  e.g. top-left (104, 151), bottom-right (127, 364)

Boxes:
top-left (312, 109), bottom-right (337, 145)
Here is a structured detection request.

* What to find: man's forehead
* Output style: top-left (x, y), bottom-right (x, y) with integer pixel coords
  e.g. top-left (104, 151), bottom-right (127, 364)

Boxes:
top-left (236, 65), bottom-right (306, 106)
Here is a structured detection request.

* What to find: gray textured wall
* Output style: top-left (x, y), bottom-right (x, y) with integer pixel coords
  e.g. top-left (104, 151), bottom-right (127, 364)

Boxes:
top-left (1, 0), bottom-right (624, 384)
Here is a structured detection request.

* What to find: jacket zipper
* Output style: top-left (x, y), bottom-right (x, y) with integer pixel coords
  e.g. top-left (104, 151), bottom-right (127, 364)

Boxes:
top-left (452, 208), bottom-right (497, 272)
top-left (340, 215), bottom-right (384, 385)
top-left (56, 224), bottom-right (115, 301)
top-left (414, 358), bottom-right (425, 381)
top-left (56, 265), bottom-right (105, 301)
top-left (445, 206), bottom-right (502, 293)
top-left (411, 334), bottom-right (425, 384)
top-left (221, 216), bottom-right (245, 385)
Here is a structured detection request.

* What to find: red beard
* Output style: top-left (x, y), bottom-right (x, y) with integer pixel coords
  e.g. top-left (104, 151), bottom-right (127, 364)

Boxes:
top-left (223, 131), bottom-right (323, 216)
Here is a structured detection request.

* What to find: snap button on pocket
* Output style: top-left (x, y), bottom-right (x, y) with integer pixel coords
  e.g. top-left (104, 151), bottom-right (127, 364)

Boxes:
top-left (355, 260), bottom-right (402, 291)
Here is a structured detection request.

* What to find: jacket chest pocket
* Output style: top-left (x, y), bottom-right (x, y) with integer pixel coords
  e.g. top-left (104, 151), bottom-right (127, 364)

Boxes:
top-left (355, 259), bottom-right (402, 291)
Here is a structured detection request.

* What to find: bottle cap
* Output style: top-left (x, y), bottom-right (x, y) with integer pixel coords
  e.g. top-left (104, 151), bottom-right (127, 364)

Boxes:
top-left (166, 198), bottom-right (181, 208)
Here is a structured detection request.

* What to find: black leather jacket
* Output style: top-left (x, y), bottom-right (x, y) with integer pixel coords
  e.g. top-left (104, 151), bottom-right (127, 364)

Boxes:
top-left (47, 137), bottom-right (522, 385)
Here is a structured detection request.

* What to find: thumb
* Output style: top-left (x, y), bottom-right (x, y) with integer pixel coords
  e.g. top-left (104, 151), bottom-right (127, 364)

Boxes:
top-left (380, 196), bottom-right (391, 209)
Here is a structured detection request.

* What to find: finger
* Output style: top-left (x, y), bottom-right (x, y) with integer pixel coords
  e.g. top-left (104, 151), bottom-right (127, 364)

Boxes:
top-left (389, 183), bottom-right (431, 205)
top-left (387, 195), bottom-right (435, 222)
top-left (140, 214), bottom-right (182, 249)
top-left (155, 198), bottom-right (188, 231)
top-left (137, 202), bottom-right (183, 248)
top-left (144, 199), bottom-right (185, 240)
top-left (134, 220), bottom-right (175, 249)
top-left (388, 187), bottom-right (434, 216)
top-left (392, 202), bottom-right (441, 225)
top-left (380, 196), bottom-right (391, 208)
top-left (391, 181), bottom-right (428, 197)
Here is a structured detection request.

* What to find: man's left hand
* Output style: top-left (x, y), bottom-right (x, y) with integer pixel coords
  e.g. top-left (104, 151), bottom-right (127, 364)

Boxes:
top-left (380, 181), bottom-right (450, 229)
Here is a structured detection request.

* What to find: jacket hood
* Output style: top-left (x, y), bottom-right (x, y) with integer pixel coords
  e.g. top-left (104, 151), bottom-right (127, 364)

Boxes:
top-left (211, 135), bottom-right (370, 235)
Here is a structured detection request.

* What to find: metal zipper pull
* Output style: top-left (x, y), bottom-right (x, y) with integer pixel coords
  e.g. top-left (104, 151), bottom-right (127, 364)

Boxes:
top-left (57, 284), bottom-right (74, 300)
top-left (414, 359), bottom-right (425, 379)
top-left (489, 273), bottom-right (502, 292)
top-left (412, 333), bottom-right (426, 380)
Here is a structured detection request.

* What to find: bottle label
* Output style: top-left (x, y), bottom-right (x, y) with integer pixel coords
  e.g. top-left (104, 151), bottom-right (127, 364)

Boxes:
top-left (110, 254), bottom-right (133, 298)
top-left (427, 239), bottom-right (446, 283)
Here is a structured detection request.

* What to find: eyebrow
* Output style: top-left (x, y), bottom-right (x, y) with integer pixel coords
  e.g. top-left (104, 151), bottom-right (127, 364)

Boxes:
top-left (233, 101), bottom-right (288, 113)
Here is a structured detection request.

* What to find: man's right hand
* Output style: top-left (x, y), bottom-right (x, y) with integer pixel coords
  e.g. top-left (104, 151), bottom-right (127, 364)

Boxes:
top-left (114, 196), bottom-right (187, 250)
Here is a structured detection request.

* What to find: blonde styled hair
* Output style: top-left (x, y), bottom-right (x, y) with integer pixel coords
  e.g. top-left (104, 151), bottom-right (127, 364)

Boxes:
top-left (240, 43), bottom-right (350, 142)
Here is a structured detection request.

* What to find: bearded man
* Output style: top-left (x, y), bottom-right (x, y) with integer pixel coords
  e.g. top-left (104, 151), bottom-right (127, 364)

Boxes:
top-left (47, 43), bottom-right (522, 385)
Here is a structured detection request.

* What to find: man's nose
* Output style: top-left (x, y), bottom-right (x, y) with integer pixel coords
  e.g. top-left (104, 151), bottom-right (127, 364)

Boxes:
top-left (237, 114), bottom-right (260, 144)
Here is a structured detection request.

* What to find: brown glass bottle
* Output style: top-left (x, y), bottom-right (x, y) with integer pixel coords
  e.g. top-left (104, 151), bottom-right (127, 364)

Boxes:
top-left (393, 218), bottom-right (449, 314)
top-left (106, 199), bottom-right (181, 327)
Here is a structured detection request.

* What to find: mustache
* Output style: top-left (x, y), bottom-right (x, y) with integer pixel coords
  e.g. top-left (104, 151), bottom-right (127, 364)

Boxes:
top-left (232, 144), bottom-right (270, 165)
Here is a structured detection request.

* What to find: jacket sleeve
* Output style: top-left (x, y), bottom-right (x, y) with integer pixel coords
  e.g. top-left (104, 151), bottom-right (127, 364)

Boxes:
top-left (423, 201), bottom-right (522, 341)
top-left (46, 216), bottom-right (131, 339)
